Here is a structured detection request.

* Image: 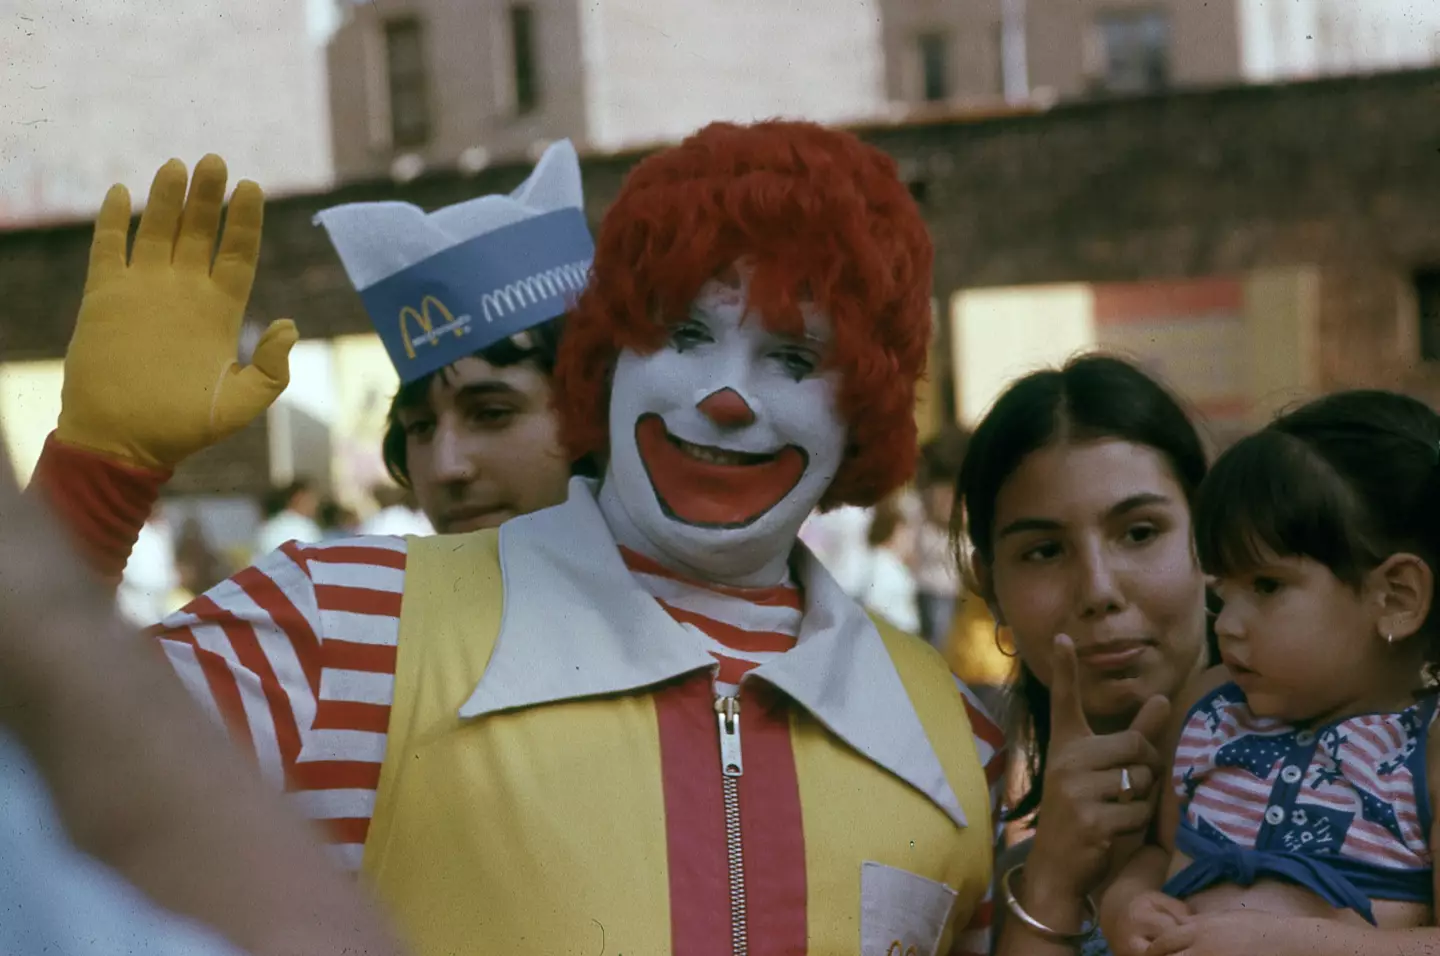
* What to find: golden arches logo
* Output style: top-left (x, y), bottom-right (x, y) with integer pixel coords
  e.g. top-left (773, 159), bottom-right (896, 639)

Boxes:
top-left (399, 295), bottom-right (468, 360)
top-left (885, 943), bottom-right (919, 956)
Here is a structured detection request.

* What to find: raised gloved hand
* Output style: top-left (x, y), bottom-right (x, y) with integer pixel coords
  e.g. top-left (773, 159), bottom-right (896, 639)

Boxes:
top-left (56, 154), bottom-right (298, 471)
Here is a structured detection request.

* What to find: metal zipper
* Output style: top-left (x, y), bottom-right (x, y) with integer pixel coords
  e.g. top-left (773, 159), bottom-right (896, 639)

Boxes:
top-left (715, 694), bottom-right (748, 956)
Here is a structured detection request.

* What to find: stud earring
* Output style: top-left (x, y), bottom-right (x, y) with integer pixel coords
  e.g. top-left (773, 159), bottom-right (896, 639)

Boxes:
top-left (1385, 633), bottom-right (1396, 645)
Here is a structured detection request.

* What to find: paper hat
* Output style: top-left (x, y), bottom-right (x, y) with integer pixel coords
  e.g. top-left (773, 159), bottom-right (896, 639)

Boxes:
top-left (314, 140), bottom-right (594, 384)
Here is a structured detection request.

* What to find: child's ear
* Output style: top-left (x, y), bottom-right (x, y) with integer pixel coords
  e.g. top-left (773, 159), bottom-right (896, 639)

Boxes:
top-left (1369, 553), bottom-right (1435, 642)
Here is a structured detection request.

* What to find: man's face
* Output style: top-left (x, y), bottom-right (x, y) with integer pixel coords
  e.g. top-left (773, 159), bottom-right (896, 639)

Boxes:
top-left (604, 269), bottom-right (847, 577)
top-left (398, 355), bottom-right (573, 533)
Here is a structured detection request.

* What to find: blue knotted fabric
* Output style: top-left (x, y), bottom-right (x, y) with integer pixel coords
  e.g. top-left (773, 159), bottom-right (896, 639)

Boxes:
top-left (1162, 824), bottom-right (1377, 924)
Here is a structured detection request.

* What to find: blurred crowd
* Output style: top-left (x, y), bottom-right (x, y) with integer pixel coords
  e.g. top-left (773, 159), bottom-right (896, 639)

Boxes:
top-left (801, 424), bottom-right (1013, 715)
top-left (117, 480), bottom-right (432, 626)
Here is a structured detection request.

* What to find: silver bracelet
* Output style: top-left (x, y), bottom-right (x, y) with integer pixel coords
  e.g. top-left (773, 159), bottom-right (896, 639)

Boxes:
top-left (1000, 863), bottom-right (1098, 946)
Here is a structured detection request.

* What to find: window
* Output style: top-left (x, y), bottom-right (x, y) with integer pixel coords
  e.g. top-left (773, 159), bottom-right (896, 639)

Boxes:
top-left (917, 32), bottom-right (948, 103)
top-left (509, 4), bottom-right (539, 115)
top-left (1415, 269), bottom-right (1440, 362)
top-left (384, 17), bottom-right (430, 148)
top-left (1093, 9), bottom-right (1170, 95)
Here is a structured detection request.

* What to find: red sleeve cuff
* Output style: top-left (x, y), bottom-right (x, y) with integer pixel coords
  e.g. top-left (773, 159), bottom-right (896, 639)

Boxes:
top-left (28, 432), bottom-right (172, 584)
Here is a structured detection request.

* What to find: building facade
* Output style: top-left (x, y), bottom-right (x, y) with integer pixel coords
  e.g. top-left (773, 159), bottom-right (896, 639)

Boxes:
top-left (5, 69), bottom-right (1440, 495)
top-left (325, 0), bottom-right (888, 181)
top-left (881, 0), bottom-right (1440, 109)
top-left (0, 0), bottom-right (333, 227)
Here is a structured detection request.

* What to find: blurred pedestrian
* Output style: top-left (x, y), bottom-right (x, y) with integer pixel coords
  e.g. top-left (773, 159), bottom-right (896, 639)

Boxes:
top-left (359, 483), bottom-right (434, 537)
top-left (254, 478), bottom-right (322, 553)
top-left (910, 427), bottom-right (970, 651)
top-left (117, 513), bottom-right (180, 627)
top-left (173, 515), bottom-right (228, 597)
top-left (317, 497), bottom-right (361, 539)
top-left (857, 495), bottom-right (921, 632)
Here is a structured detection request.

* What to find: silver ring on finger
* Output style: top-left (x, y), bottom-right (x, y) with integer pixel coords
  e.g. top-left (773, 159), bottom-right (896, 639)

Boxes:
top-left (1118, 766), bottom-right (1136, 804)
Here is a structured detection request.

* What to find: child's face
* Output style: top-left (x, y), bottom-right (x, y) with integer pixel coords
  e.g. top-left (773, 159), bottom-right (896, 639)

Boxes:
top-left (1211, 550), bottom-right (1392, 723)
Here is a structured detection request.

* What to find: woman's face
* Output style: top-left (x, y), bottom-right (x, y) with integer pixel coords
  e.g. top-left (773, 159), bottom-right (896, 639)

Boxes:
top-left (985, 439), bottom-right (1208, 732)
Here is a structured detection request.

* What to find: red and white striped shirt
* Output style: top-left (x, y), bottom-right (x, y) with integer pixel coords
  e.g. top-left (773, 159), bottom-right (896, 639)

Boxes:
top-left (621, 545), bottom-right (803, 696)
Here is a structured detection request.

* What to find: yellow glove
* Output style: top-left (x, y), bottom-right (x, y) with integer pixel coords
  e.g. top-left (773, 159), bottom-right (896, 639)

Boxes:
top-left (56, 155), bottom-right (298, 471)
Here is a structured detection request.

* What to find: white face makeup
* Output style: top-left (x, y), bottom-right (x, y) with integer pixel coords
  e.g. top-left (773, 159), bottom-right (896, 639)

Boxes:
top-left (597, 270), bottom-right (847, 586)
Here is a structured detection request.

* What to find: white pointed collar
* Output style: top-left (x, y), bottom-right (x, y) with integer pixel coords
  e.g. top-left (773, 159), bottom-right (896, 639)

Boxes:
top-left (458, 478), bottom-right (967, 827)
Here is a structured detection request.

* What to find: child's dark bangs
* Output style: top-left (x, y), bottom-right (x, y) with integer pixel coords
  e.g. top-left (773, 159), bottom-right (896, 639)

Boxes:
top-left (1195, 429), bottom-right (1366, 581)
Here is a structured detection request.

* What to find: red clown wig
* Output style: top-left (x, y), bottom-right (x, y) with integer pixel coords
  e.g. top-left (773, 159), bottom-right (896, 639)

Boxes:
top-left (553, 120), bottom-right (934, 509)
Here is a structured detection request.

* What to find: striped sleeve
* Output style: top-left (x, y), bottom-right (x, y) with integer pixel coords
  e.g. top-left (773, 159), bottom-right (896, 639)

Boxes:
top-left (951, 676), bottom-right (1007, 956)
top-left (147, 535), bottom-right (408, 870)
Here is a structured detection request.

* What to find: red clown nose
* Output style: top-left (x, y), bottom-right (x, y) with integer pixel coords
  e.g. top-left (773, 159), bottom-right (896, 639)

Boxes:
top-left (696, 388), bottom-right (756, 428)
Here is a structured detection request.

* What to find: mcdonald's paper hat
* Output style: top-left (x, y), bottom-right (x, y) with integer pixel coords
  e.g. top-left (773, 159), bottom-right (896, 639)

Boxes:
top-left (313, 140), bottom-right (594, 384)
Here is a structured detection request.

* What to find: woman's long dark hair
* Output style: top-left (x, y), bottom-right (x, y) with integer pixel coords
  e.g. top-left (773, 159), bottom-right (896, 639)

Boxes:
top-left (953, 354), bottom-right (1217, 821)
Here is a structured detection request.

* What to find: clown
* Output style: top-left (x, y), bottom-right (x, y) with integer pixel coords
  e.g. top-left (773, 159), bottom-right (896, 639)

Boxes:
top-left (33, 121), bottom-right (1002, 956)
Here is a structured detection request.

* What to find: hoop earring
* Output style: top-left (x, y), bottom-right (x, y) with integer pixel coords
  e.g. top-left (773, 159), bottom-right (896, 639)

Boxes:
top-left (995, 623), bottom-right (1018, 658)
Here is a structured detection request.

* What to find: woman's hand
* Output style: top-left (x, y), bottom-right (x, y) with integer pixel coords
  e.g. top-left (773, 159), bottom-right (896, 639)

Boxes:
top-left (1020, 635), bottom-right (1171, 910)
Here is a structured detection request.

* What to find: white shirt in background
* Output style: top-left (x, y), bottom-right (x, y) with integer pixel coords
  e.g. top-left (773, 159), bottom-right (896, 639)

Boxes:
top-left (858, 546), bottom-right (921, 634)
top-left (254, 511), bottom-right (324, 556)
top-left (798, 505), bottom-right (874, 598)
top-left (117, 518), bottom-right (179, 627)
top-left (358, 505), bottom-right (434, 538)
top-left (912, 521), bottom-right (962, 597)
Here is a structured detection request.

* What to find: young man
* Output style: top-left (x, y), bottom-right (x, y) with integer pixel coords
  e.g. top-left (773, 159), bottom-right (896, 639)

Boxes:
top-left (36, 121), bottom-right (1004, 956)
top-left (316, 139), bottom-right (597, 532)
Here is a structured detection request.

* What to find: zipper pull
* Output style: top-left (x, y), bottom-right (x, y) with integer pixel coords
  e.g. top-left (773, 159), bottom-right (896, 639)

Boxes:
top-left (715, 695), bottom-right (743, 777)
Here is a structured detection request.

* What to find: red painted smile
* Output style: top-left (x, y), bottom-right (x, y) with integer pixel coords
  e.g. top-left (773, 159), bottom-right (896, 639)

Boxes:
top-left (635, 414), bottom-right (808, 528)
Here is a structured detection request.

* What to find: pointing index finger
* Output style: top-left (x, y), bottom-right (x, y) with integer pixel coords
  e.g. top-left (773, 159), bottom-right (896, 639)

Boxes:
top-left (1047, 633), bottom-right (1094, 746)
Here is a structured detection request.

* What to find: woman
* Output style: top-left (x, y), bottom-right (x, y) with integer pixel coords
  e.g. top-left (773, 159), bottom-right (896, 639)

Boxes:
top-left (954, 355), bottom-right (1219, 955)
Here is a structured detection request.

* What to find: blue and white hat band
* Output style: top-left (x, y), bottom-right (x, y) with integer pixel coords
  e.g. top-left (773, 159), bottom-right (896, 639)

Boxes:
top-left (315, 140), bottom-right (592, 384)
top-left (356, 208), bottom-right (591, 382)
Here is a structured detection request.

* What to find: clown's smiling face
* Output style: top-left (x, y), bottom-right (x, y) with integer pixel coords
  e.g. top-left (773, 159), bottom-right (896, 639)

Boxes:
top-left (598, 268), bottom-right (847, 585)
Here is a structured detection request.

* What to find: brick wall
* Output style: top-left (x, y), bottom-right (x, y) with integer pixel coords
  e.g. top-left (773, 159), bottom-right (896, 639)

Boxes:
top-left (5, 68), bottom-right (1440, 493)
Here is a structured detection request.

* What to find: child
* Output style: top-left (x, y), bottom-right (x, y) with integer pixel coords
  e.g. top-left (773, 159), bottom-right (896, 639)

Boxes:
top-left (1101, 389), bottom-right (1440, 956)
